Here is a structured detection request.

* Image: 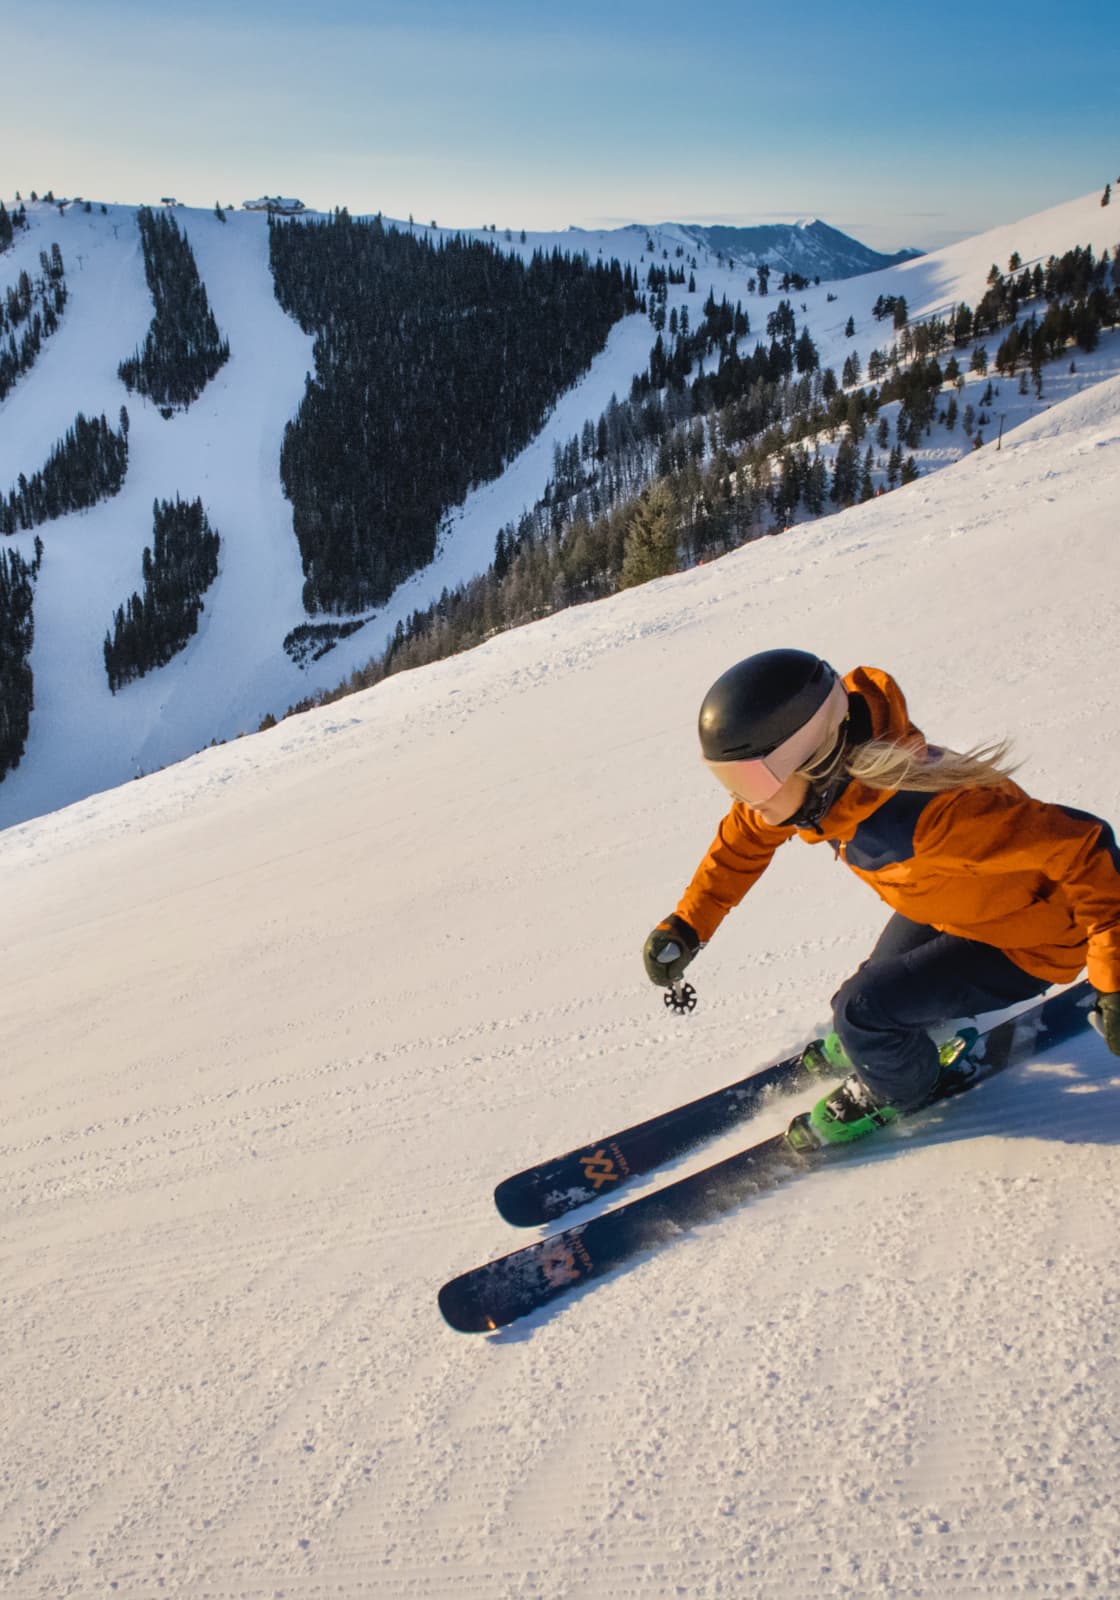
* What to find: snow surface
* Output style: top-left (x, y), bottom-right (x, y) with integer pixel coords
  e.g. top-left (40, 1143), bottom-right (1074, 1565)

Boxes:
top-left (1, 190), bottom-right (1117, 826)
top-left (2, 281), bottom-right (1120, 1593)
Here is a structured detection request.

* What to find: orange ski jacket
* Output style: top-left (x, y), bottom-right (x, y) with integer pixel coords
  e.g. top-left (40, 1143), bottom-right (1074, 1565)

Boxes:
top-left (675, 666), bottom-right (1120, 994)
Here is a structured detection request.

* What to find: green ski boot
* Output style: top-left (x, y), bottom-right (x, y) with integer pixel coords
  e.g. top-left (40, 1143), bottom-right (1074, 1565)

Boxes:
top-left (787, 1026), bottom-right (983, 1151)
top-left (800, 1031), bottom-right (854, 1076)
top-left (788, 1075), bottom-right (899, 1148)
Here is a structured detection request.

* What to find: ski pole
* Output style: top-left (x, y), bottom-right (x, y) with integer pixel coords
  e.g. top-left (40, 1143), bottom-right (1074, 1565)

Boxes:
top-left (665, 978), bottom-right (698, 1014)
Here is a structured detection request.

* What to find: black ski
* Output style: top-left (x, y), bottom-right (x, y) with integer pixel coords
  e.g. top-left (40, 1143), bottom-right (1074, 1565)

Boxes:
top-left (494, 1042), bottom-right (836, 1226)
top-left (440, 982), bottom-right (1095, 1333)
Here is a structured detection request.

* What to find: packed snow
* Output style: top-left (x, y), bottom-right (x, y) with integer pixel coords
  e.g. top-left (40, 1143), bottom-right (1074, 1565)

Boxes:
top-left (0, 190), bottom-right (1117, 826)
top-left (2, 213), bottom-right (1120, 1594)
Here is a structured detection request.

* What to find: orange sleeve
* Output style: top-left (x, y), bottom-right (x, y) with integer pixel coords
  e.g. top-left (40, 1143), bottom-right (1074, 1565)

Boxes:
top-left (918, 791), bottom-right (1120, 993)
top-left (675, 807), bottom-right (796, 943)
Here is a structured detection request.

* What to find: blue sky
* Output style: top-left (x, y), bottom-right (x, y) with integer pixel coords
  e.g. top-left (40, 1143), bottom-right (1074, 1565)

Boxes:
top-left (6, 0), bottom-right (1118, 250)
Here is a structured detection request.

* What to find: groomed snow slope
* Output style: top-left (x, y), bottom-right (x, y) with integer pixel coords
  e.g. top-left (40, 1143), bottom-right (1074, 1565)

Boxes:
top-left (0, 189), bottom-right (1116, 826)
top-left (2, 364), bottom-right (1119, 1595)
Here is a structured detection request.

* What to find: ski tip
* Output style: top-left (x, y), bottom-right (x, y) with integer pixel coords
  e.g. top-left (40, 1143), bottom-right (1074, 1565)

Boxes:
top-left (437, 1277), bottom-right (503, 1335)
top-left (492, 1179), bottom-right (542, 1228)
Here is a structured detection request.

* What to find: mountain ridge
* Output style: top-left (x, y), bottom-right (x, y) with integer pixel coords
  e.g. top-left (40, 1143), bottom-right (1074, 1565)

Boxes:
top-left (562, 215), bottom-right (921, 279)
top-left (670, 216), bottom-right (922, 278)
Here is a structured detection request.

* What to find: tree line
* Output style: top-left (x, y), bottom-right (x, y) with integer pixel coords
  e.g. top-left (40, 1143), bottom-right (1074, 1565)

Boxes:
top-left (0, 540), bottom-right (41, 780)
top-left (1, 411), bottom-right (129, 534)
top-left (0, 200), bottom-right (29, 253)
top-left (862, 242), bottom-right (1120, 373)
top-left (0, 244), bottom-right (67, 403)
top-left (994, 288), bottom-right (1119, 372)
top-left (118, 207), bottom-right (229, 412)
top-left (521, 290), bottom-right (825, 542)
top-left (104, 496), bottom-right (220, 692)
top-left (269, 210), bottom-right (640, 614)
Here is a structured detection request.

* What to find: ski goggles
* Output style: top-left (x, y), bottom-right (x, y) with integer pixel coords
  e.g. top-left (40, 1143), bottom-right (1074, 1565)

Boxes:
top-left (704, 678), bottom-right (849, 806)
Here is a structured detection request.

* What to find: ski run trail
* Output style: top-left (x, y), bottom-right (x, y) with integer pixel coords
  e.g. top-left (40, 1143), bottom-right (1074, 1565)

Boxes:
top-left (1, 188), bottom-right (1120, 1597)
top-left (0, 188), bottom-right (1117, 825)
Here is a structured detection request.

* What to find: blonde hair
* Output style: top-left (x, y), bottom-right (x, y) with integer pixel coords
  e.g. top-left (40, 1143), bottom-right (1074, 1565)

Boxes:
top-left (798, 733), bottom-right (1019, 795)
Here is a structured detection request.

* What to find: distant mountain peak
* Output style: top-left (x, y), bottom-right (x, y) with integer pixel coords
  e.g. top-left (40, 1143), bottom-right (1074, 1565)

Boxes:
top-left (667, 218), bottom-right (922, 281)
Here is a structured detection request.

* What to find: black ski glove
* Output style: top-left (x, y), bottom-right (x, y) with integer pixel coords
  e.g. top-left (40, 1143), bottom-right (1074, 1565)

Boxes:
top-left (1091, 992), bottom-right (1120, 1056)
top-left (643, 914), bottom-right (701, 986)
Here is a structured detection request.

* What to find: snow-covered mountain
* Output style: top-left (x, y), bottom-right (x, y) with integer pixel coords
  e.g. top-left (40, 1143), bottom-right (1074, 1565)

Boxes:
top-left (2, 298), bottom-right (1119, 1596)
top-left (0, 189), bottom-right (1116, 829)
top-left (672, 216), bottom-right (922, 277)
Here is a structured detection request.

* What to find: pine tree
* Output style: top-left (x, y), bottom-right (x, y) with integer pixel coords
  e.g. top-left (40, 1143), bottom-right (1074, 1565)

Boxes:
top-left (830, 435), bottom-right (859, 506)
top-left (620, 480), bottom-right (677, 588)
top-left (804, 454), bottom-right (828, 516)
top-left (795, 326), bottom-right (818, 373)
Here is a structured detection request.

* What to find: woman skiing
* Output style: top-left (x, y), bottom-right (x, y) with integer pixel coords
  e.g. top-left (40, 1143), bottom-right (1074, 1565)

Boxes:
top-left (643, 649), bottom-right (1120, 1144)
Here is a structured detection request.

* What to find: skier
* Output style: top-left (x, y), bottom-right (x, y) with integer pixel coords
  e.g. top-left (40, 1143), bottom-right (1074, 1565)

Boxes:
top-left (644, 649), bottom-right (1120, 1144)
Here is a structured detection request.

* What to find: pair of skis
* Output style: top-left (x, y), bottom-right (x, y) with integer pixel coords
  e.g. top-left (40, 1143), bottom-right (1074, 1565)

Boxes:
top-left (438, 982), bottom-right (1096, 1333)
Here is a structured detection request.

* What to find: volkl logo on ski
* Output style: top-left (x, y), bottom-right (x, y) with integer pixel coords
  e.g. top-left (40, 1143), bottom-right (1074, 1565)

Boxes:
top-left (579, 1146), bottom-right (628, 1189)
top-left (538, 1234), bottom-right (593, 1288)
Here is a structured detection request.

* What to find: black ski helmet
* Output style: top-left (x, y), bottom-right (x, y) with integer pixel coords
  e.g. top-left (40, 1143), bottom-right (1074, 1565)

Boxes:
top-left (698, 649), bottom-right (840, 761)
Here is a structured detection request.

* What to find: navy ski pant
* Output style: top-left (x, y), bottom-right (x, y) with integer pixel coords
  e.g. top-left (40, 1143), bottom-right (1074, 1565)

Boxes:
top-left (831, 913), bottom-right (1051, 1110)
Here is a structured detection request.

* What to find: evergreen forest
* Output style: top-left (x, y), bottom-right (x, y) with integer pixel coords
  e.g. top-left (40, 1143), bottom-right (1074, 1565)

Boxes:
top-left (269, 212), bottom-right (640, 613)
top-left (1, 411), bottom-right (129, 534)
top-left (104, 497), bottom-right (221, 691)
top-left (118, 208), bottom-right (230, 411)
top-left (0, 542), bottom-right (40, 779)
top-left (0, 243), bottom-right (67, 403)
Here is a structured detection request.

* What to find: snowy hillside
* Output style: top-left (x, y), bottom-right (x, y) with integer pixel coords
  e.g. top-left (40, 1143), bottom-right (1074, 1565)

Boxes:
top-left (0, 188), bottom-right (1116, 827)
top-left (2, 306), bottom-right (1120, 1599)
